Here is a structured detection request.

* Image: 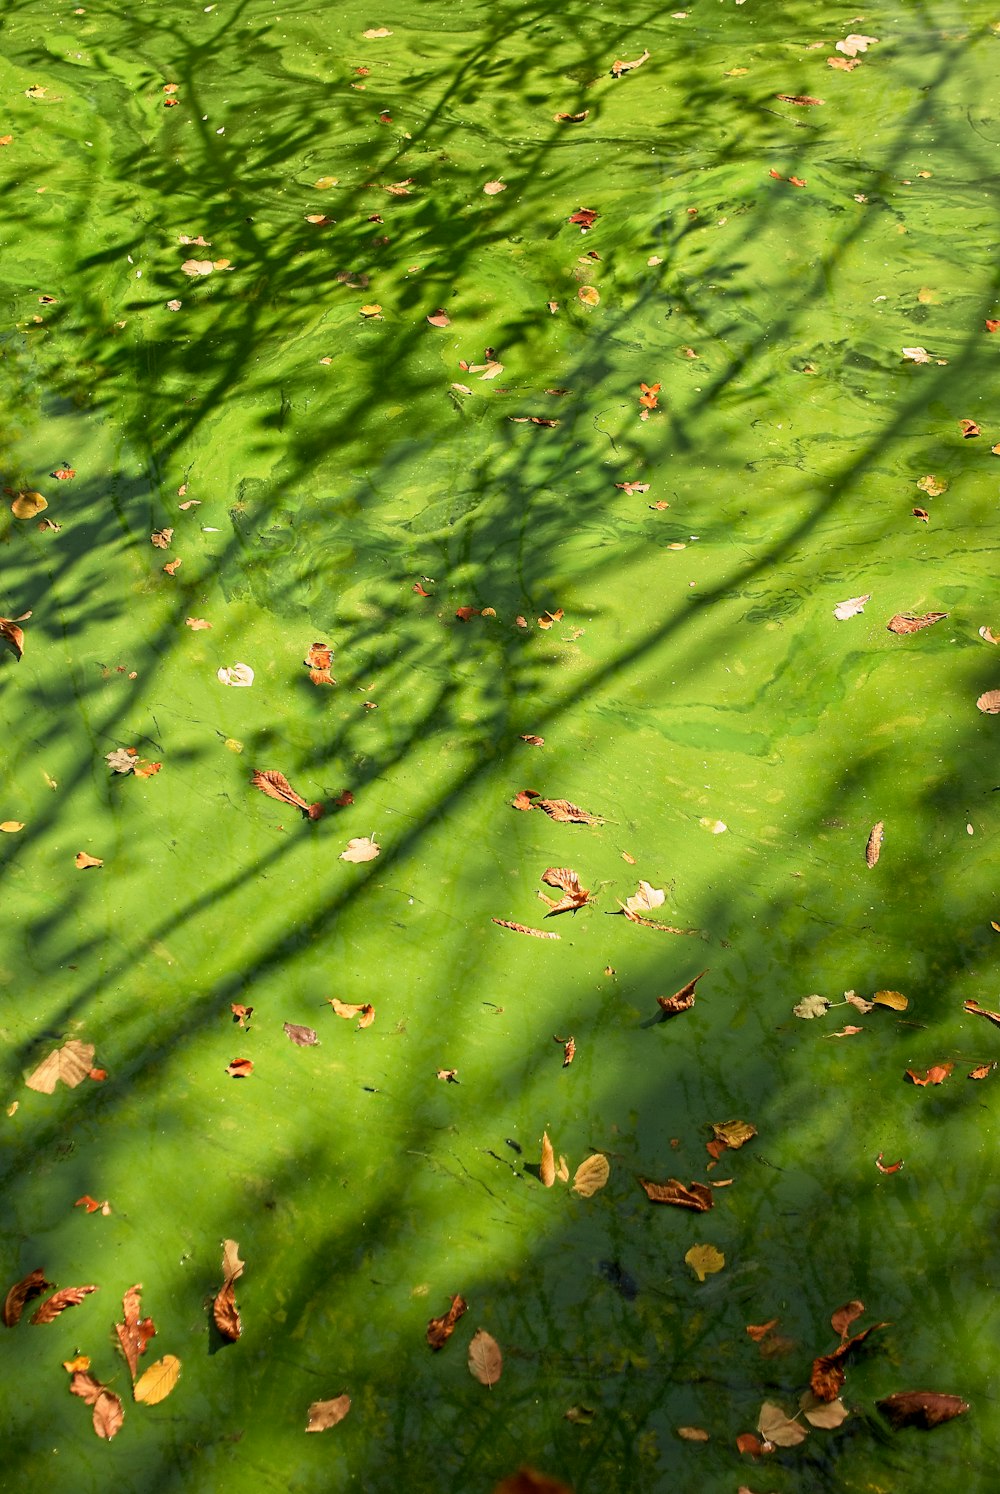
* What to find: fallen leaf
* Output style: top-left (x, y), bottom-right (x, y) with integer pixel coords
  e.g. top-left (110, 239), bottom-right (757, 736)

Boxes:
top-left (917, 474), bottom-right (947, 497)
top-left (91, 1388), bottom-right (124, 1440)
top-left (362, 26), bottom-right (392, 37)
top-left (455, 606), bottom-right (481, 622)
top-left (643, 1177), bottom-right (713, 1212)
top-left (340, 835), bottom-right (380, 862)
top-left (150, 527), bottom-right (173, 548)
top-left (615, 481), bottom-right (651, 495)
top-left (326, 998), bottom-right (375, 1028)
top-left (554, 1034), bottom-right (576, 1067)
top-left (568, 207), bottom-right (598, 230)
top-left (177, 498), bottom-right (201, 509)
top-left (610, 47), bottom-right (651, 77)
top-left (537, 609), bottom-right (564, 629)
top-left (50, 466), bottom-right (75, 481)
top-left (677, 1425), bottom-right (710, 1441)
top-left (624, 881), bottom-right (665, 916)
top-left (359, 304), bottom-right (383, 318)
top-left (866, 821), bottom-right (884, 867)
top-left (468, 1328), bottom-right (503, 1386)
top-left (314, 175), bottom-right (339, 189)
top-left (493, 1470), bottom-right (574, 1494)
top-left (657, 969), bottom-right (708, 1017)
top-left (564, 1405), bottom-right (596, 1424)
top-left (799, 1390), bottom-right (848, 1428)
top-left (0, 616), bottom-right (27, 660)
top-left (906, 1062), bottom-right (953, 1086)
top-left (746, 1319), bottom-right (779, 1342)
top-left (26, 1039), bottom-right (95, 1093)
top-left (828, 1025), bottom-right (864, 1037)
top-left (181, 259), bottom-right (214, 277)
top-left (106, 747), bottom-right (137, 774)
top-left (31, 1284), bottom-right (99, 1324)
top-left (831, 1301), bottom-right (865, 1338)
top-left (3, 1268), bottom-right (54, 1326)
top-left (759, 1401), bottom-right (808, 1447)
top-left (980, 626), bottom-right (1000, 644)
top-left (794, 994), bottom-right (830, 1019)
top-left (964, 998), bottom-right (1000, 1028)
top-left (912, 508), bottom-right (930, 521)
top-left (639, 380), bottom-right (660, 411)
top-left (221, 1239), bottom-right (245, 1283)
top-left (573, 1154), bottom-right (610, 1197)
top-left (283, 1022), bottom-right (318, 1047)
top-left (185, 617), bottom-right (211, 630)
top-left (873, 989), bottom-right (908, 1011)
top-left (114, 1284), bottom-right (156, 1384)
top-left (836, 33), bottom-right (878, 56)
top-left (540, 1131), bottom-right (556, 1188)
top-left (536, 797), bottom-right (599, 825)
top-left (306, 1394), bottom-right (351, 1430)
top-left (960, 419), bottom-right (981, 437)
top-left (217, 662), bottom-right (254, 687)
top-left (887, 612), bottom-right (947, 634)
top-left (987, 320), bottom-right (1000, 333)
top-left (876, 1391), bottom-right (969, 1430)
top-left (483, 180), bottom-right (506, 195)
top-left (521, 734), bottom-right (544, 746)
top-left (11, 491), bottom-right (47, 519)
top-left (685, 1244), bottom-right (725, 1282)
top-left (213, 1276), bottom-right (242, 1339)
top-left (578, 286), bottom-right (600, 306)
top-left (735, 1432), bottom-right (766, 1455)
top-left (0, 821), bottom-right (24, 832)
top-left (426, 1293), bottom-right (468, 1349)
top-left (133, 1355), bottom-right (180, 1405)
top-left (788, 175), bottom-right (807, 187)
top-left (226, 1058), bottom-right (253, 1078)
top-left (711, 1119), bottom-right (757, 1150)
top-left (251, 768), bottom-right (324, 820)
top-left (902, 346), bottom-right (932, 364)
top-left (491, 919), bottom-right (560, 939)
top-left (426, 309), bottom-right (451, 326)
top-left (555, 111), bottom-right (589, 122)
top-left (436, 1068), bottom-right (459, 1082)
top-left (834, 594), bottom-right (871, 620)
top-left (976, 690), bottom-right (1000, 714)
top-left (776, 93), bottom-right (824, 105)
top-left (304, 641), bottom-right (334, 685)
top-left (828, 54), bottom-right (861, 69)
top-left (539, 866), bottom-right (590, 914)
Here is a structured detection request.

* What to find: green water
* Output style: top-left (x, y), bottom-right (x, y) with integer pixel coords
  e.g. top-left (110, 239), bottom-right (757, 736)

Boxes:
top-left (2, 0), bottom-right (999, 1488)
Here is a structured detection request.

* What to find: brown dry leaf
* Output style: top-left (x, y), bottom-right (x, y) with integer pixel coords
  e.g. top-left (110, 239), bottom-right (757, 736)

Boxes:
top-left (872, 989), bottom-right (908, 1011)
top-left (92, 1389), bottom-right (125, 1440)
top-left (639, 1177), bottom-right (713, 1211)
top-left (828, 1025), bottom-right (864, 1038)
top-left (759, 1401), bottom-right (809, 1447)
top-left (31, 1284), bottom-right (99, 1324)
top-left (800, 1391), bottom-right (850, 1429)
top-left (133, 1355), bottom-right (181, 1406)
top-left (362, 25), bottom-right (392, 36)
top-left (340, 835), bottom-right (380, 862)
top-left (979, 626), bottom-right (1000, 644)
top-left (305, 641), bottom-right (334, 685)
top-left (831, 1300), bottom-right (866, 1339)
top-left (677, 1425), bottom-right (710, 1441)
top-left (426, 309), bottom-right (452, 326)
top-left (711, 1119), bottom-right (757, 1150)
top-left (572, 1154), bottom-right (610, 1197)
top-left (162, 558), bottom-right (182, 575)
top-left (468, 1328), bottom-right (503, 1387)
top-left (250, 768), bottom-right (323, 819)
top-left (976, 690), bottom-right (1000, 714)
top-left (685, 1243), bottom-right (725, 1282)
top-left (540, 1131), bottom-right (556, 1188)
top-left (960, 419), bottom-right (981, 437)
top-left (917, 474), bottom-right (947, 497)
top-left (538, 797), bottom-right (599, 825)
top-left (3, 1268), bottom-right (54, 1326)
top-left (887, 612), bottom-right (947, 634)
top-left (150, 527), bottom-right (173, 548)
top-left (115, 1283), bottom-right (156, 1382)
top-left (877, 1390), bottom-right (969, 1430)
top-left (912, 507), bottom-right (930, 521)
top-left (776, 93), bottom-right (824, 105)
top-left (213, 1277), bottom-right (242, 1340)
top-left (436, 1068), bottom-right (459, 1083)
top-left (537, 609), bottom-right (564, 629)
top-left (75, 850), bottom-right (103, 870)
top-left (521, 734), bottom-right (544, 746)
top-left (555, 110), bottom-right (589, 122)
top-left (26, 1039), bottom-right (96, 1093)
top-left (811, 1321), bottom-right (890, 1402)
top-left (964, 998), bottom-right (1000, 1028)
top-left (827, 54), bottom-right (861, 69)
top-left (658, 969), bottom-right (708, 1017)
top-left (865, 822), bottom-right (884, 867)
top-left (11, 491), bottom-right (47, 520)
top-left (326, 998), bottom-right (376, 1028)
top-left (491, 918), bottom-right (560, 939)
top-left (69, 1369), bottom-right (105, 1406)
top-left (426, 1293), bottom-right (468, 1350)
top-left (616, 481), bottom-right (651, 495)
top-left (226, 1057), bottom-right (253, 1077)
top-left (746, 1318), bottom-right (779, 1342)
top-left (610, 47), bottom-right (650, 77)
top-left (736, 1431), bottom-right (766, 1455)
top-left (185, 617), bottom-right (213, 631)
top-left (284, 1022), bottom-right (319, 1047)
top-left (539, 865), bottom-right (591, 914)
top-left (554, 1034), bottom-right (576, 1067)
top-left (512, 789), bottom-right (540, 811)
top-left (221, 1239), bottom-right (245, 1283)
top-left (494, 1470), bottom-right (575, 1494)
top-left (906, 1062), bottom-right (953, 1086)
top-left (578, 285), bottom-right (600, 307)
top-left (969, 1062), bottom-right (994, 1080)
top-left (306, 1394), bottom-right (351, 1431)
top-left (623, 881), bottom-right (665, 916)
top-left (0, 616), bottom-right (27, 660)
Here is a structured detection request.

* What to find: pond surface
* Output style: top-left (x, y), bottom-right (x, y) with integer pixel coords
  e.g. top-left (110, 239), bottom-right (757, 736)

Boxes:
top-left (2, 1), bottom-right (1000, 1489)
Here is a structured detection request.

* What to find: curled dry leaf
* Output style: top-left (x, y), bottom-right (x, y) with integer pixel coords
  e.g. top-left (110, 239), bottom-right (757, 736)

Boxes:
top-left (959, 419), bottom-right (981, 437)
top-left (427, 1294), bottom-right (468, 1349)
top-left (876, 1152), bottom-right (905, 1172)
top-left (555, 110), bottom-right (589, 122)
top-left (759, 1401), bottom-right (808, 1447)
top-left (640, 1177), bottom-right (713, 1211)
top-left (906, 1062), bottom-right (953, 1086)
top-left (283, 1022), bottom-right (318, 1047)
top-left (657, 969), bottom-right (708, 1017)
top-left (887, 612), bottom-right (947, 634)
top-left (572, 1154), bottom-right (609, 1197)
top-left (482, 181), bottom-right (506, 195)
top-left (866, 821), bottom-right (884, 867)
top-left (3, 1268), bottom-right (54, 1326)
top-left (568, 207), bottom-right (598, 229)
top-left (0, 617), bottom-right (26, 660)
top-left (746, 1319), bottom-right (779, 1342)
top-left (540, 1131), bottom-right (556, 1188)
top-left (217, 662), bottom-right (254, 687)
top-left (845, 990), bottom-right (875, 1013)
top-left (776, 93), bottom-right (824, 105)
top-left (624, 881), bottom-right (664, 916)
top-left (685, 1243), bottom-right (725, 1282)
top-left (106, 747), bottom-right (137, 774)
top-left (811, 1320), bottom-right (890, 1401)
top-left (976, 690), bottom-right (1000, 714)
top-left (326, 998), bottom-right (375, 1028)
top-left (917, 474), bottom-right (947, 497)
top-left (491, 919), bottom-right (560, 939)
top-left (226, 1058), bottom-right (253, 1077)
top-left (305, 641), bottom-right (334, 685)
top-left (340, 836), bottom-right (379, 862)
top-left (150, 527), bottom-right (173, 548)
top-left (306, 1394), bottom-right (351, 1431)
top-left (711, 1119), bottom-right (757, 1150)
top-left (213, 1277), bottom-right (242, 1340)
top-left (251, 769), bottom-right (324, 820)
top-left (610, 47), bottom-right (650, 77)
top-left (979, 626), bottom-right (1000, 644)
top-left (539, 866), bottom-right (590, 914)
top-left (186, 617), bottom-right (211, 630)
top-left (877, 1390), bottom-right (969, 1430)
top-left (133, 1355), bottom-right (181, 1406)
top-left (26, 1039), bottom-right (95, 1093)
top-left (221, 1239), bottom-right (245, 1283)
top-left (616, 481), bottom-right (650, 496)
top-left (436, 1068), bottom-right (459, 1082)
top-left (75, 1194), bottom-right (109, 1213)
top-left (521, 734), bottom-right (544, 746)
top-left (831, 1300), bottom-right (866, 1338)
top-left (468, 1328), bottom-right (503, 1387)
top-left (964, 998), bottom-right (1000, 1028)
top-left (12, 491), bottom-right (48, 519)
top-left (31, 1284), bottom-right (99, 1324)
top-left (554, 1034), bottom-right (576, 1067)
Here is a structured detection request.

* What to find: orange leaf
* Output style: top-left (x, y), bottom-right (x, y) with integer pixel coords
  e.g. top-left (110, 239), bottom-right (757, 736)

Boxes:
top-left (426, 1294), bottom-right (468, 1350)
top-left (326, 998), bottom-right (375, 1028)
top-left (540, 1131), bottom-right (556, 1188)
top-left (746, 1319), bottom-right (779, 1342)
top-left (906, 1062), bottom-right (953, 1085)
top-left (213, 1277), bottom-right (242, 1340)
top-left (31, 1284), bottom-right (99, 1324)
top-left (226, 1058), bottom-right (253, 1077)
top-left (960, 419), bottom-right (981, 437)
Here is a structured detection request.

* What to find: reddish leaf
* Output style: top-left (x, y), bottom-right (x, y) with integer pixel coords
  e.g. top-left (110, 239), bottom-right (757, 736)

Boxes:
top-left (746, 1319), bottom-right (779, 1342)
top-left (788, 175), bottom-right (807, 187)
top-left (75, 1195), bottom-right (108, 1213)
top-left (333, 790), bottom-right (354, 808)
top-left (250, 768), bottom-right (323, 820)
top-left (426, 1293), bottom-right (468, 1350)
top-left (0, 617), bottom-right (26, 660)
top-left (657, 969), bottom-right (708, 1017)
top-left (162, 558), bottom-right (182, 575)
top-left (426, 310), bottom-right (451, 327)
top-left (51, 466), bottom-right (75, 480)
top-left (521, 734), bottom-right (544, 746)
top-left (493, 1471), bottom-right (574, 1494)
top-left (226, 1058), bottom-right (253, 1077)
top-left (31, 1284), bottom-right (99, 1324)
top-left (3, 1268), bottom-right (53, 1326)
top-left (831, 1300), bottom-right (866, 1339)
top-left (568, 208), bottom-right (598, 229)
top-left (638, 1177), bottom-right (713, 1211)
top-left (875, 1152), bottom-right (905, 1173)
top-left (115, 1284), bottom-right (156, 1382)
top-left (912, 507), bottom-right (930, 520)
top-left (811, 1320), bottom-right (889, 1400)
top-left (736, 1432), bottom-right (767, 1456)
top-left (413, 582), bottom-right (431, 596)
top-left (877, 1390), bottom-right (969, 1429)
top-left (305, 641), bottom-right (335, 685)
top-left (213, 1277), bottom-right (242, 1340)
top-left (455, 606), bottom-right (481, 622)
top-left (987, 320), bottom-right (1000, 333)
top-left (906, 1063), bottom-right (953, 1086)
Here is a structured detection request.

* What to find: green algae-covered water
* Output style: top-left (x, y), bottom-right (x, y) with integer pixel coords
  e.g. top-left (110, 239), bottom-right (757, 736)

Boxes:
top-left (2, 2), bottom-right (1000, 1489)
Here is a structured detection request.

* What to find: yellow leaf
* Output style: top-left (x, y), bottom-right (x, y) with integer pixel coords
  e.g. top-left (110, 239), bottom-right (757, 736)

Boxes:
top-left (314, 176), bottom-right (339, 189)
top-left (685, 1243), bottom-right (725, 1282)
top-left (578, 286), bottom-right (600, 307)
top-left (873, 989), bottom-right (908, 1011)
top-left (133, 1355), bottom-right (181, 1405)
top-left (11, 491), bottom-right (47, 519)
top-left (0, 821), bottom-right (24, 832)
top-left (359, 304), bottom-right (383, 318)
top-left (572, 1153), bottom-right (610, 1197)
top-left (540, 1131), bottom-right (555, 1188)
